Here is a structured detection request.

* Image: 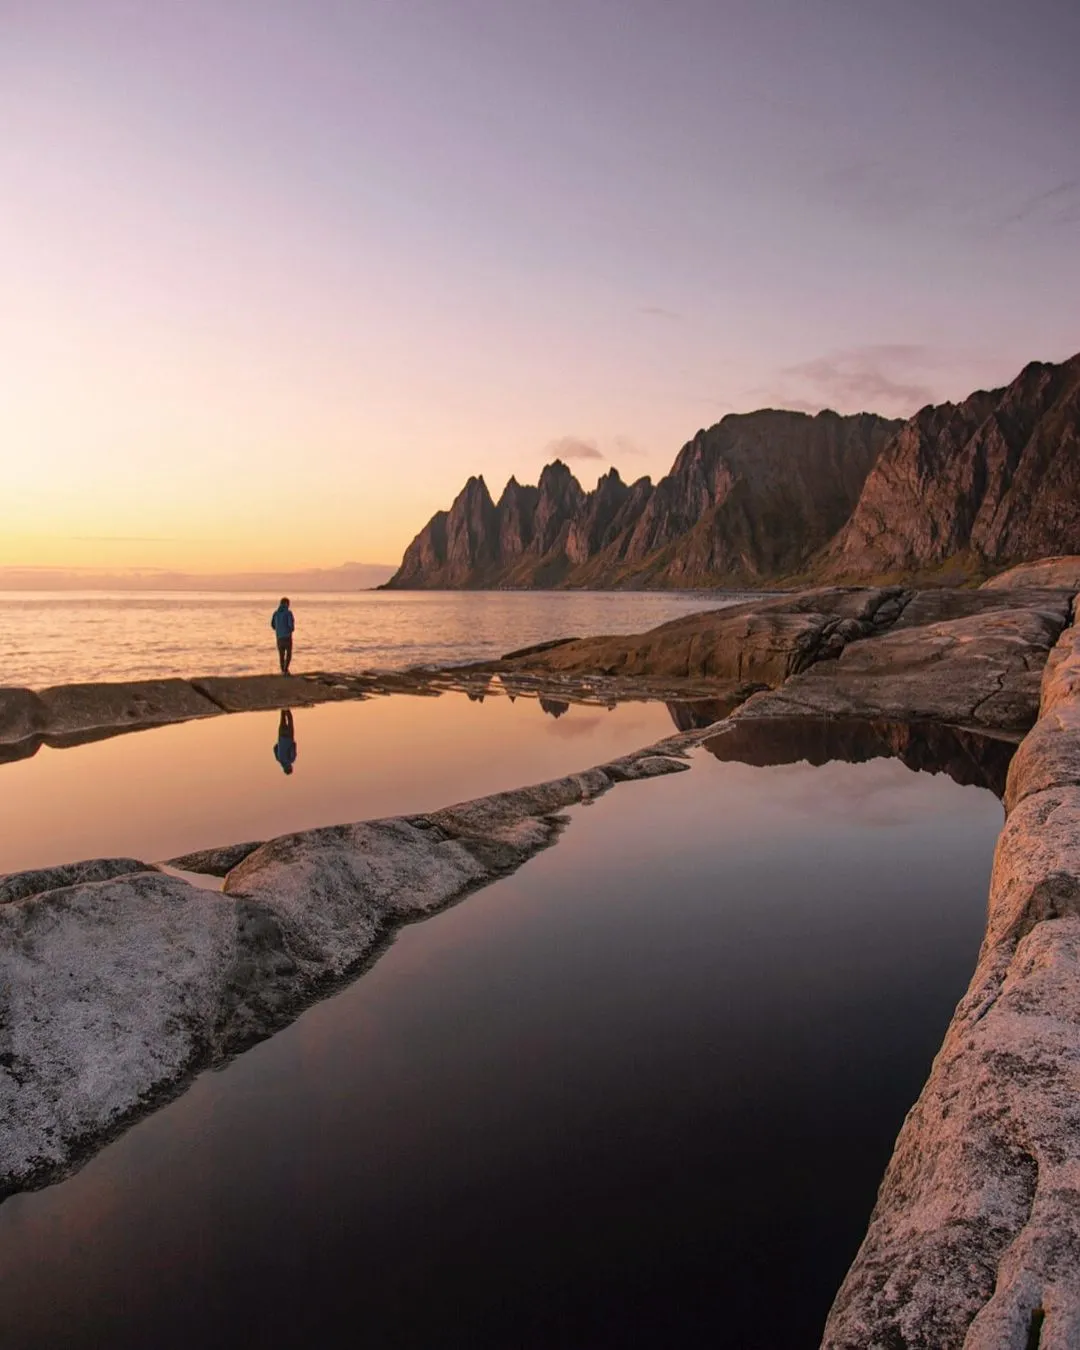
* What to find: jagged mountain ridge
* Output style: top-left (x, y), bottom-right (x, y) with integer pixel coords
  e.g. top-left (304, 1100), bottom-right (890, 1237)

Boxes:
top-left (385, 352), bottom-right (1080, 590)
top-left (386, 409), bottom-right (899, 589)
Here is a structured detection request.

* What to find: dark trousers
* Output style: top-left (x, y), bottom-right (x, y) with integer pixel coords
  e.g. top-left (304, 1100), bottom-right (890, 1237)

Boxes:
top-left (277, 637), bottom-right (293, 672)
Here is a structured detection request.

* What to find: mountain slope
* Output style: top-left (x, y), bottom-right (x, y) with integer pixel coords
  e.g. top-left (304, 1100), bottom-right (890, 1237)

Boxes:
top-left (385, 409), bottom-right (898, 589)
top-left (385, 352), bottom-right (1080, 590)
top-left (819, 354), bottom-right (1080, 579)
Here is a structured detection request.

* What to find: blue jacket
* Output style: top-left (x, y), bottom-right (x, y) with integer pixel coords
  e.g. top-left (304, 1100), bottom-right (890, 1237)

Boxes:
top-left (271, 605), bottom-right (295, 639)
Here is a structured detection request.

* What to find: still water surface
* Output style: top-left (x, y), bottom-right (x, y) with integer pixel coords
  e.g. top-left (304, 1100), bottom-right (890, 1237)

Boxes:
top-left (0, 693), bottom-right (674, 873)
top-left (0, 744), bottom-right (1002, 1348)
top-left (4, 589), bottom-right (746, 687)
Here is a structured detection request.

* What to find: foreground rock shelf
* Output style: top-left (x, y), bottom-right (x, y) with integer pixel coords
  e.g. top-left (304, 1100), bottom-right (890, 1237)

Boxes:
top-left (822, 594), bottom-right (1080, 1350)
top-left (3, 559), bottom-right (1080, 1349)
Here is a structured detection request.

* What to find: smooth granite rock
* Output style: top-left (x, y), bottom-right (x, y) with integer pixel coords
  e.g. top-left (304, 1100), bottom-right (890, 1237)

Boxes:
top-left (983, 557), bottom-right (1080, 591)
top-left (1004, 702), bottom-right (1080, 811)
top-left (738, 605), bottom-right (1067, 730)
top-left (0, 871), bottom-right (238, 1196)
top-left (887, 586), bottom-right (1071, 631)
top-left (190, 674), bottom-right (369, 712)
top-left (1042, 601), bottom-right (1080, 715)
top-left (499, 588), bottom-right (905, 686)
top-left (37, 679), bottom-right (221, 739)
top-left (824, 605), bottom-right (1080, 1349)
top-left (823, 908), bottom-right (1080, 1350)
top-left (165, 841), bottom-right (266, 877)
top-left (0, 688), bottom-right (47, 745)
top-left (0, 858), bottom-right (153, 906)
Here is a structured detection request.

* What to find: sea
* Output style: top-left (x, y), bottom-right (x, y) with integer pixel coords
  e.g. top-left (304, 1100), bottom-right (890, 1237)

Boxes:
top-left (4, 589), bottom-right (752, 688)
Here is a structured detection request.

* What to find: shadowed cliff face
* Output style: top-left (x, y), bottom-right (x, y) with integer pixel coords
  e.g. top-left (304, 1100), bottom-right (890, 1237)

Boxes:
top-left (387, 352), bottom-right (1080, 590)
top-left (820, 353), bottom-right (1080, 580)
top-left (385, 408), bottom-right (899, 589)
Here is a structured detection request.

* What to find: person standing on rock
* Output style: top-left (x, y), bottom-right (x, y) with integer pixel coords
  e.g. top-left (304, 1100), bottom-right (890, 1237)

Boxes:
top-left (270, 597), bottom-right (295, 674)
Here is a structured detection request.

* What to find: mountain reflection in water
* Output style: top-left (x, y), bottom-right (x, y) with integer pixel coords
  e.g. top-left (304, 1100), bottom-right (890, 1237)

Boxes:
top-left (669, 705), bottom-right (1018, 798)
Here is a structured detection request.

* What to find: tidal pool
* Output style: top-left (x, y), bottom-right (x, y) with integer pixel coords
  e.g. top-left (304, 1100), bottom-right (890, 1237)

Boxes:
top-left (0, 691), bottom-right (673, 874)
top-left (0, 737), bottom-right (1004, 1348)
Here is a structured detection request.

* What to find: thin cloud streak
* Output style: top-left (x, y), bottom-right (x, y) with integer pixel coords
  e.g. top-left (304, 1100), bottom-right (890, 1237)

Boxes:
top-left (751, 345), bottom-right (940, 417)
top-left (546, 436), bottom-right (605, 462)
top-left (1002, 178), bottom-right (1080, 227)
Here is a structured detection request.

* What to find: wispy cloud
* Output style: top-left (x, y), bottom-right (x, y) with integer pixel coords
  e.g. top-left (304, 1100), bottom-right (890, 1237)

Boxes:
top-left (612, 435), bottom-right (647, 458)
top-left (754, 345), bottom-right (938, 417)
top-left (1001, 178), bottom-right (1080, 228)
top-left (546, 435), bottom-right (605, 462)
top-left (66, 535), bottom-right (180, 543)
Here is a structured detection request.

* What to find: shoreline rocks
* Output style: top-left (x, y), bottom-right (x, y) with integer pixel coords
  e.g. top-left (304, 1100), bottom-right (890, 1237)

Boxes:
top-left (3, 567), bottom-right (1080, 1345)
top-left (822, 596), bottom-right (1080, 1349)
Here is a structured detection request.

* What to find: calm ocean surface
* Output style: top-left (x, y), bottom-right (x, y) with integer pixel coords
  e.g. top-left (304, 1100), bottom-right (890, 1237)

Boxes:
top-left (4, 590), bottom-right (749, 688)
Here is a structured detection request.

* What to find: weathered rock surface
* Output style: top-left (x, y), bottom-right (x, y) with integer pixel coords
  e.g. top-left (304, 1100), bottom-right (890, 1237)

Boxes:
top-left (0, 742), bottom-right (696, 1198)
top-left (386, 409), bottom-right (898, 589)
top-left (0, 870), bottom-right (239, 1195)
top-left (823, 601), bottom-right (1080, 1350)
top-left (498, 587), bottom-right (906, 686)
top-left (165, 841), bottom-right (265, 877)
top-left (1041, 599), bottom-right (1080, 716)
top-left (190, 673), bottom-right (370, 713)
top-left (984, 556), bottom-right (1080, 591)
top-left (821, 354), bottom-right (1080, 583)
top-left (737, 601), bottom-right (1069, 731)
top-left (0, 858), bottom-right (152, 905)
top-left (0, 688), bottom-right (47, 745)
top-left (37, 679), bottom-right (221, 738)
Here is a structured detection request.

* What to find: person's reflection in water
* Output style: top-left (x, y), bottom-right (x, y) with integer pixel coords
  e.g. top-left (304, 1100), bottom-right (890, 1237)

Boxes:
top-left (273, 709), bottom-right (298, 776)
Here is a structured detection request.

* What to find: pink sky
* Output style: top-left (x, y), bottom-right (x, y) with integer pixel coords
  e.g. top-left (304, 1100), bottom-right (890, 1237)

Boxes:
top-left (2, 0), bottom-right (1078, 572)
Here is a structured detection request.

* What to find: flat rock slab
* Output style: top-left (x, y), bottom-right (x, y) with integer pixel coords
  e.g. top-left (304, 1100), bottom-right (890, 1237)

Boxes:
top-left (983, 557), bottom-right (1080, 591)
top-left (497, 587), bottom-right (906, 686)
top-left (37, 679), bottom-right (221, 739)
top-left (888, 586), bottom-right (1074, 631)
top-left (0, 689), bottom-right (47, 745)
top-left (737, 606), bottom-right (1066, 730)
top-left (191, 673), bottom-right (370, 712)
top-left (0, 858), bottom-right (153, 906)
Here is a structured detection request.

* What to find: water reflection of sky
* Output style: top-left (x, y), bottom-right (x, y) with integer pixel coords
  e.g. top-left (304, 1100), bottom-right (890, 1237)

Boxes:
top-left (0, 693), bottom-right (674, 873)
top-left (0, 752), bottom-right (1003, 1349)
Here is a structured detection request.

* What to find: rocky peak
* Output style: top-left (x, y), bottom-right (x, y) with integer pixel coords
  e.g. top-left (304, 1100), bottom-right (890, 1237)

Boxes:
top-left (533, 460), bottom-right (586, 555)
top-left (384, 353), bottom-right (1080, 591)
top-left (821, 352), bottom-right (1080, 579)
top-left (496, 475), bottom-right (540, 560)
